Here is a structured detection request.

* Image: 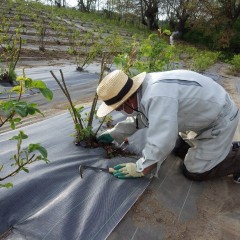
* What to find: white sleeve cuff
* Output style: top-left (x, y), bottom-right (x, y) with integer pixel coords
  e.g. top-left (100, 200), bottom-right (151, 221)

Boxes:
top-left (136, 157), bottom-right (160, 178)
top-left (136, 157), bottom-right (145, 172)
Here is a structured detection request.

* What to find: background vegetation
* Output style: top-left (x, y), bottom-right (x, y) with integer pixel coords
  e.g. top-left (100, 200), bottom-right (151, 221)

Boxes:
top-left (47, 0), bottom-right (240, 54)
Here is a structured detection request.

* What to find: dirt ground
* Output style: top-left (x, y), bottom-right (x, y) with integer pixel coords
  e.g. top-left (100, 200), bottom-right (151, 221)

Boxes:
top-left (129, 178), bottom-right (240, 240)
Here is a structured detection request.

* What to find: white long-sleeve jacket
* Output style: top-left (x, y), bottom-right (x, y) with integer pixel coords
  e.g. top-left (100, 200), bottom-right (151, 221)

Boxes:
top-left (108, 70), bottom-right (239, 174)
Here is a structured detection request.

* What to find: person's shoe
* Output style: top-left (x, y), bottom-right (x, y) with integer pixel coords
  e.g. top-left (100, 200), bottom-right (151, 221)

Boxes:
top-left (233, 172), bottom-right (240, 183)
top-left (232, 141), bottom-right (240, 151)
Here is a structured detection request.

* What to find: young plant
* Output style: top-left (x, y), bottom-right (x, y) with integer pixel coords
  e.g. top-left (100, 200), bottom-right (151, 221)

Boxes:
top-left (114, 32), bottom-right (178, 76)
top-left (0, 5), bottom-right (28, 83)
top-left (0, 33), bottom-right (22, 84)
top-left (0, 130), bottom-right (49, 188)
top-left (0, 71), bottom-right (53, 188)
top-left (114, 39), bottom-right (139, 76)
top-left (102, 32), bottom-right (125, 71)
top-left (135, 33), bottom-right (177, 72)
top-left (68, 30), bottom-right (102, 71)
top-left (0, 72), bottom-right (53, 129)
top-left (33, 17), bottom-right (48, 51)
top-left (50, 58), bottom-right (108, 145)
top-left (77, 41), bottom-right (101, 71)
top-left (50, 69), bottom-right (85, 144)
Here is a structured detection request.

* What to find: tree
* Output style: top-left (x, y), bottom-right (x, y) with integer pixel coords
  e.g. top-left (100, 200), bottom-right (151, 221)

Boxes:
top-left (77, 0), bottom-right (97, 12)
top-left (198, 0), bottom-right (240, 28)
top-left (102, 0), bottom-right (159, 30)
top-left (54, 0), bottom-right (66, 7)
top-left (140, 0), bottom-right (159, 30)
top-left (161, 0), bottom-right (202, 33)
top-left (190, 0), bottom-right (240, 49)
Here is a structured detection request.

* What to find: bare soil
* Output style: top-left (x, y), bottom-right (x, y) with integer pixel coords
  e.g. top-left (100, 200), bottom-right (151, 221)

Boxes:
top-left (131, 178), bottom-right (240, 240)
top-left (20, 48), bottom-right (71, 60)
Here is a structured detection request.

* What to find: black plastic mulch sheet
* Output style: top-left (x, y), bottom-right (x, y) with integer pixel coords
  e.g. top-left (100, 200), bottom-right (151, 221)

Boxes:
top-left (1, 65), bottom-right (99, 99)
top-left (0, 113), bottom-right (150, 240)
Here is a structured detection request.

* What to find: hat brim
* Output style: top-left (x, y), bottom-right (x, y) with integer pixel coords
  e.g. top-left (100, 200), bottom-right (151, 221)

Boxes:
top-left (97, 72), bottom-right (146, 117)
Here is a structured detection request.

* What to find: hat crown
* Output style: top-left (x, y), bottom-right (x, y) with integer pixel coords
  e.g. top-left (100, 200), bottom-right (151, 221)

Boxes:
top-left (97, 70), bottom-right (128, 101)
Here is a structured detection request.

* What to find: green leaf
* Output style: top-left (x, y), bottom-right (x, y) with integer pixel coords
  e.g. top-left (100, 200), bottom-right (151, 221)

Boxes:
top-left (25, 79), bottom-right (33, 88)
top-left (14, 118), bottom-right (21, 123)
top-left (141, 45), bottom-right (152, 56)
top-left (22, 167), bottom-right (29, 173)
top-left (39, 88), bottom-right (53, 101)
top-left (11, 86), bottom-right (22, 93)
top-left (15, 105), bottom-right (27, 117)
top-left (19, 130), bottom-right (28, 139)
top-left (36, 146), bottom-right (48, 158)
top-left (76, 106), bottom-right (84, 112)
top-left (30, 80), bottom-right (47, 89)
top-left (163, 29), bottom-right (171, 36)
top-left (9, 136), bottom-right (19, 140)
top-left (114, 56), bottom-right (121, 66)
top-left (9, 119), bottom-right (16, 129)
top-left (28, 144), bottom-right (48, 158)
top-left (26, 107), bottom-right (36, 115)
top-left (28, 102), bottom-right (38, 108)
top-left (26, 104), bottom-right (40, 115)
top-left (0, 183), bottom-right (13, 188)
top-left (16, 76), bottom-right (31, 81)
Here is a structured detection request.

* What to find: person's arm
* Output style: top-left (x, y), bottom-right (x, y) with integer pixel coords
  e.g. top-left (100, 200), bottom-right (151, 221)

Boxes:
top-left (106, 117), bottom-right (138, 144)
top-left (113, 96), bottom-right (179, 179)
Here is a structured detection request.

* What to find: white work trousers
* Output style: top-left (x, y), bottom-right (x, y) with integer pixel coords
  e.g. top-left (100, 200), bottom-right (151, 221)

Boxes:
top-left (184, 104), bottom-right (239, 173)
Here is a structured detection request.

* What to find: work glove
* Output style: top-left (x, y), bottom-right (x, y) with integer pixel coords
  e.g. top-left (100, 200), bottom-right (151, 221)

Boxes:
top-left (97, 132), bottom-right (114, 143)
top-left (113, 163), bottom-right (144, 179)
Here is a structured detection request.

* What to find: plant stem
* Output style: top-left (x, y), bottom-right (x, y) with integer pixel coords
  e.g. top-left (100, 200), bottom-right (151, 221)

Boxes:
top-left (12, 37), bottom-right (22, 71)
top-left (94, 116), bottom-right (106, 137)
top-left (50, 70), bottom-right (68, 96)
top-left (59, 69), bottom-right (84, 129)
top-left (50, 70), bottom-right (83, 129)
top-left (87, 57), bottom-right (106, 127)
top-left (0, 111), bottom-right (15, 128)
top-left (0, 155), bottom-right (35, 181)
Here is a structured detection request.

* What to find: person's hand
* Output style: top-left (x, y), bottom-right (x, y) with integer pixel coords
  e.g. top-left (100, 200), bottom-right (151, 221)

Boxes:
top-left (97, 132), bottom-right (114, 143)
top-left (113, 163), bottom-right (144, 179)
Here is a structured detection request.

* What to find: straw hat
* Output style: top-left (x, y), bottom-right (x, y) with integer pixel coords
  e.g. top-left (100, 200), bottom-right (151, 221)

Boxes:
top-left (97, 70), bottom-right (146, 117)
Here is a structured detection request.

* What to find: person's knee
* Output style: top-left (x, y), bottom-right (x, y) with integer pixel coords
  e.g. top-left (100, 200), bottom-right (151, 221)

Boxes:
top-left (181, 164), bottom-right (206, 181)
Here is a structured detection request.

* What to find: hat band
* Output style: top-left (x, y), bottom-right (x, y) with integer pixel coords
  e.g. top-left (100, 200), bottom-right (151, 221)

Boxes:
top-left (104, 77), bottom-right (133, 106)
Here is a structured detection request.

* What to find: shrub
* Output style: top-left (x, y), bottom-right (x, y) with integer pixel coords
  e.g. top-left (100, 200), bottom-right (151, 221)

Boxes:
top-left (229, 54), bottom-right (240, 74)
top-left (114, 33), bottom-right (178, 75)
top-left (192, 51), bottom-right (220, 72)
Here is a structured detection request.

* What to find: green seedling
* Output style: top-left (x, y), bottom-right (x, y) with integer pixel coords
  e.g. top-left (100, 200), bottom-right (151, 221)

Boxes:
top-left (0, 72), bottom-right (53, 129)
top-left (50, 56), bottom-right (108, 145)
top-left (0, 131), bottom-right (49, 188)
top-left (0, 70), bottom-right (53, 188)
